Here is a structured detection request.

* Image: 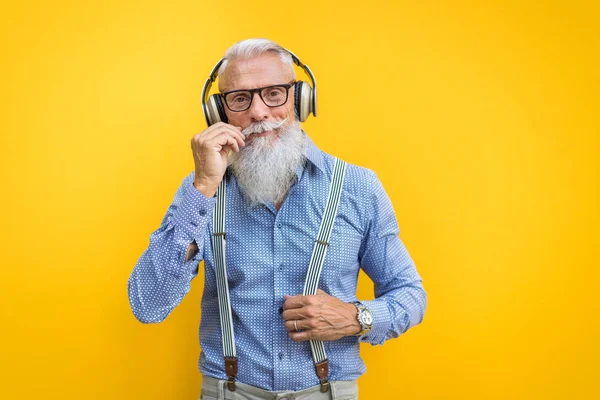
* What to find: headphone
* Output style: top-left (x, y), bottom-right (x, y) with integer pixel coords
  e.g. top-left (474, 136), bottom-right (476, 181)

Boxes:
top-left (201, 48), bottom-right (317, 126)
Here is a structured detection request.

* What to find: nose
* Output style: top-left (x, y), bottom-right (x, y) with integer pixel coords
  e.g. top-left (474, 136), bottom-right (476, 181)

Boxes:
top-left (246, 91), bottom-right (270, 121)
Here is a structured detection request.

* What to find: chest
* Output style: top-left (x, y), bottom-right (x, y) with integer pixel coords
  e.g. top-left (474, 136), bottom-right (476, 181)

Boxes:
top-left (202, 180), bottom-right (367, 293)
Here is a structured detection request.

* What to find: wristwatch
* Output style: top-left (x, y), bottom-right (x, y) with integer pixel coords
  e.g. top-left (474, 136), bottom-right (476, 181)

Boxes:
top-left (351, 301), bottom-right (373, 336)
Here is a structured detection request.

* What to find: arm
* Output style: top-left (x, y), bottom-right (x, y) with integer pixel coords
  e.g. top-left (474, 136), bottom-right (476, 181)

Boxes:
top-left (281, 170), bottom-right (426, 343)
top-left (356, 170), bottom-right (427, 345)
top-left (127, 173), bottom-right (217, 323)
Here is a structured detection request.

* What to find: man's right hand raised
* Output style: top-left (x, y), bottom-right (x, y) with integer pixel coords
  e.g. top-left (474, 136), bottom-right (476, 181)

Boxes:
top-left (191, 122), bottom-right (246, 198)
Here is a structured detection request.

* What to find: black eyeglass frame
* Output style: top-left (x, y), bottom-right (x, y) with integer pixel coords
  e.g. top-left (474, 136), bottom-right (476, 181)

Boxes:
top-left (219, 80), bottom-right (296, 112)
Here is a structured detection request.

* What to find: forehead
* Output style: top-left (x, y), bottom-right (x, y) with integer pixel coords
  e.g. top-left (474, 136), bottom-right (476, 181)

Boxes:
top-left (218, 53), bottom-right (294, 92)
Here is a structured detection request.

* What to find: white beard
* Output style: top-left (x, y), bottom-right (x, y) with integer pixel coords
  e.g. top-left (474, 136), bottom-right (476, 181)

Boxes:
top-left (228, 120), bottom-right (307, 208)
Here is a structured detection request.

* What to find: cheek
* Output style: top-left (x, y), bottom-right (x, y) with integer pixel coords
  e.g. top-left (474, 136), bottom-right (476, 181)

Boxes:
top-left (225, 111), bottom-right (247, 127)
top-left (280, 106), bottom-right (294, 120)
top-left (284, 99), bottom-right (296, 119)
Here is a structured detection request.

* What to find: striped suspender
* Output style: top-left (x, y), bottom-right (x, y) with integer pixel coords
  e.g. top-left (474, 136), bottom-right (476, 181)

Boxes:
top-left (211, 177), bottom-right (238, 391)
top-left (302, 158), bottom-right (347, 392)
top-left (212, 158), bottom-right (347, 392)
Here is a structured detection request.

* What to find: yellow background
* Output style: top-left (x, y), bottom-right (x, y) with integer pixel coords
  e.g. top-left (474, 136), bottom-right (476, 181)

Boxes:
top-left (1, 0), bottom-right (598, 399)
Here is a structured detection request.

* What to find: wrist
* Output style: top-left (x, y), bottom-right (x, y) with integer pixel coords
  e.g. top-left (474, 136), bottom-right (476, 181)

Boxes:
top-left (347, 303), bottom-right (362, 335)
top-left (193, 179), bottom-right (219, 198)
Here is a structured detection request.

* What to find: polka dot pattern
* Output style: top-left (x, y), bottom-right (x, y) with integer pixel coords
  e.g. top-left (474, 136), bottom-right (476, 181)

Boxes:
top-left (127, 136), bottom-right (427, 391)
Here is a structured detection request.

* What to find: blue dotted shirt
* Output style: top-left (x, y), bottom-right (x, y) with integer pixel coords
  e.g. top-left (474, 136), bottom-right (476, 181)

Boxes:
top-left (128, 135), bottom-right (427, 391)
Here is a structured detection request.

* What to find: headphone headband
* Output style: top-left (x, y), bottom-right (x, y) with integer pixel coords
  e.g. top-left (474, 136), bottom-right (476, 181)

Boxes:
top-left (201, 47), bottom-right (317, 126)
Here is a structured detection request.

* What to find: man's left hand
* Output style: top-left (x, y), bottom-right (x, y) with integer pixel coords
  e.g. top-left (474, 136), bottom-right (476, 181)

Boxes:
top-left (282, 289), bottom-right (361, 342)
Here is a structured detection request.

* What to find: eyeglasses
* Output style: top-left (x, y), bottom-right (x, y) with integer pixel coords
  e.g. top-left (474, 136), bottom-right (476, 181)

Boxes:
top-left (219, 81), bottom-right (296, 112)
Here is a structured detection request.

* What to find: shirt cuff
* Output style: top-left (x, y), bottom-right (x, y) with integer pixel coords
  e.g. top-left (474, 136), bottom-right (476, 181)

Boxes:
top-left (172, 181), bottom-right (217, 240)
top-left (356, 299), bottom-right (391, 345)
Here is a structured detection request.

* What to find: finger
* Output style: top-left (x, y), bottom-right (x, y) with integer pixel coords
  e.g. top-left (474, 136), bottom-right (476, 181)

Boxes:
top-left (202, 124), bottom-right (245, 147)
top-left (196, 122), bottom-right (228, 140)
top-left (209, 132), bottom-right (240, 153)
top-left (284, 319), bottom-right (305, 332)
top-left (288, 330), bottom-right (312, 342)
top-left (201, 122), bottom-right (240, 137)
top-left (281, 308), bottom-right (305, 321)
top-left (283, 295), bottom-right (306, 311)
top-left (223, 135), bottom-right (241, 153)
top-left (217, 125), bottom-right (245, 146)
top-left (210, 127), bottom-right (246, 149)
top-left (232, 125), bottom-right (245, 143)
top-left (223, 128), bottom-right (245, 150)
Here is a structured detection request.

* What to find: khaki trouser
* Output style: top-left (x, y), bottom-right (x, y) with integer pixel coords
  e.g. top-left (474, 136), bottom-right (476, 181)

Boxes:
top-left (200, 376), bottom-right (359, 400)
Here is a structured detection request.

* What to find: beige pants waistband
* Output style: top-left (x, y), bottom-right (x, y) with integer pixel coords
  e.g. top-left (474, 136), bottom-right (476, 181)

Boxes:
top-left (200, 375), bottom-right (358, 400)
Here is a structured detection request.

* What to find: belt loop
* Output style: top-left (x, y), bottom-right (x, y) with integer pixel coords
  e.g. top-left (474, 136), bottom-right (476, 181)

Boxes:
top-left (218, 378), bottom-right (225, 400)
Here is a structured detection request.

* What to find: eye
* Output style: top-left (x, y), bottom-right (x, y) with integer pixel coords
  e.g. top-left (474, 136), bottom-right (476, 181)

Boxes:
top-left (227, 93), bottom-right (251, 106)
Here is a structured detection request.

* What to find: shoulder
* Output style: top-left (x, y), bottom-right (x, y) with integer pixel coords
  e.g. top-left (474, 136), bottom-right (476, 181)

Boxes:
top-left (320, 151), bottom-right (380, 196)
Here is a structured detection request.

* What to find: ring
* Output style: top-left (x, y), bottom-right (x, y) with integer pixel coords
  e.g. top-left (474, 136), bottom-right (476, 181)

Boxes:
top-left (294, 320), bottom-right (299, 332)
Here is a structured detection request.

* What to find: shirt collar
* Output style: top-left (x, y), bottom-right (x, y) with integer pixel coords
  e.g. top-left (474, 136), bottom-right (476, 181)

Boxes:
top-left (302, 133), bottom-right (326, 174)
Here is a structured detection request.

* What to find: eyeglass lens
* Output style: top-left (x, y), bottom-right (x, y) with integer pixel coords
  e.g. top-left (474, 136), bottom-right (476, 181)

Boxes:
top-left (225, 86), bottom-right (288, 111)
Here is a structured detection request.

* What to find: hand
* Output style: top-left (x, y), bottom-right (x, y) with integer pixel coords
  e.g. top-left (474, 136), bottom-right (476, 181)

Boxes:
top-left (282, 289), bottom-right (361, 342)
top-left (191, 122), bottom-right (246, 197)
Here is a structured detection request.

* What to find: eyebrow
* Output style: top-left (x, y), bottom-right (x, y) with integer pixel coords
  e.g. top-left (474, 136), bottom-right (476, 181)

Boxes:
top-left (220, 82), bottom-right (294, 95)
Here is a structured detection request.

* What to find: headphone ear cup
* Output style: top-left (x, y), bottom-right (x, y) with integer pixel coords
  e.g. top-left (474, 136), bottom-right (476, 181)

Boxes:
top-left (207, 94), bottom-right (228, 125)
top-left (294, 81), bottom-right (313, 122)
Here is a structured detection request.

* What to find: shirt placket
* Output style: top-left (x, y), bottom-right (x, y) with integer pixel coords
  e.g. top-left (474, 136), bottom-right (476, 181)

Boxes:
top-left (272, 208), bottom-right (291, 391)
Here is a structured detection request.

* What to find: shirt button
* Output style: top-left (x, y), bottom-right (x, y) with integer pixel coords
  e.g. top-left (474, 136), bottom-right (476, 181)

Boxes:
top-left (278, 352), bottom-right (284, 360)
top-left (277, 222), bottom-right (282, 228)
top-left (199, 209), bottom-right (206, 216)
top-left (278, 264), bottom-right (283, 271)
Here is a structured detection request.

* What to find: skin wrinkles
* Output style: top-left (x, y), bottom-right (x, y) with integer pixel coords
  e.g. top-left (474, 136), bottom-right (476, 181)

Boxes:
top-left (218, 53), bottom-right (296, 145)
top-left (282, 289), bottom-right (360, 342)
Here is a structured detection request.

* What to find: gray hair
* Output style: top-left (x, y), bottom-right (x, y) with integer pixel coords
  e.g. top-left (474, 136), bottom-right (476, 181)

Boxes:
top-left (217, 38), bottom-right (295, 77)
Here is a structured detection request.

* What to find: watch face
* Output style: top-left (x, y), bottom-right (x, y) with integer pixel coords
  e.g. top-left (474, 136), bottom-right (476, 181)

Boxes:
top-left (360, 309), bottom-right (373, 326)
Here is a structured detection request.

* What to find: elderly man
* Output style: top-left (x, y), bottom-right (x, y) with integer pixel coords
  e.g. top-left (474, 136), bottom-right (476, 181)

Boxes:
top-left (128, 38), bottom-right (427, 400)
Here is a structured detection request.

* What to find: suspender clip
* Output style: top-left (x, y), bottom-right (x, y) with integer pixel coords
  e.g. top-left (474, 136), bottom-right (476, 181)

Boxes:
top-left (227, 376), bottom-right (236, 392)
top-left (315, 359), bottom-right (330, 393)
top-left (224, 356), bottom-right (238, 392)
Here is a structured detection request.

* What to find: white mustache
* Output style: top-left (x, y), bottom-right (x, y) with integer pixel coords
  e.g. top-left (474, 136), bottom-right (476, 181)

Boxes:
top-left (242, 118), bottom-right (289, 137)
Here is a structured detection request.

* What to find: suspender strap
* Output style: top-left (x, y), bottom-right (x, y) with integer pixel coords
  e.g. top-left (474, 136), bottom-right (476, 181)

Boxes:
top-left (212, 158), bottom-right (347, 392)
top-left (212, 177), bottom-right (238, 391)
top-left (303, 157), bottom-right (347, 392)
